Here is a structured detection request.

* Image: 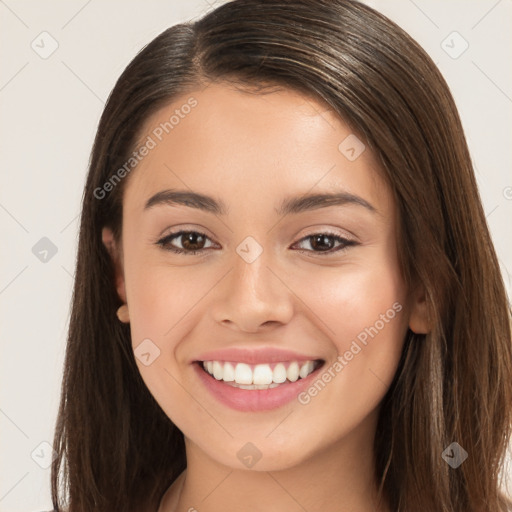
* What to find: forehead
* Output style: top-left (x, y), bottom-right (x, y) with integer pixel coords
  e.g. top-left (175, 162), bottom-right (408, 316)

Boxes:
top-left (123, 82), bottom-right (392, 218)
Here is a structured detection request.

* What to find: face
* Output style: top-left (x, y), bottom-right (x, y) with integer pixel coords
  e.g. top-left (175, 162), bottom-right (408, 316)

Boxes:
top-left (103, 82), bottom-right (427, 471)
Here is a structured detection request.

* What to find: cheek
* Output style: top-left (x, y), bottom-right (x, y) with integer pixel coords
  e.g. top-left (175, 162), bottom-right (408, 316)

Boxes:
top-left (299, 253), bottom-right (408, 348)
top-left (290, 252), bottom-right (407, 381)
top-left (290, 260), bottom-right (408, 434)
top-left (120, 236), bottom-right (199, 396)
top-left (124, 262), bottom-right (202, 427)
top-left (125, 259), bottom-right (196, 342)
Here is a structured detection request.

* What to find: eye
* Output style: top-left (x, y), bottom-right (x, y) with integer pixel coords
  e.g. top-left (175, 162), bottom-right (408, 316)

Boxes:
top-left (156, 230), bottom-right (216, 255)
top-left (292, 231), bottom-right (357, 256)
top-left (156, 230), bottom-right (357, 256)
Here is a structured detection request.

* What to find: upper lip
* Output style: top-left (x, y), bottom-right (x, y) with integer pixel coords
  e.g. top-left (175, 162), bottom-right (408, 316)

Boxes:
top-left (193, 347), bottom-right (324, 365)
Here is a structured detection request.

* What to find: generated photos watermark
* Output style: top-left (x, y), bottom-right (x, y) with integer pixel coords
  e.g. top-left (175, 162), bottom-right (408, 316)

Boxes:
top-left (297, 301), bottom-right (403, 405)
top-left (93, 96), bottom-right (198, 200)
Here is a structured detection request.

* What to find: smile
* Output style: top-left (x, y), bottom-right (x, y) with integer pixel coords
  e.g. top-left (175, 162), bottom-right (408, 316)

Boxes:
top-left (193, 358), bottom-right (326, 411)
top-left (201, 360), bottom-right (321, 389)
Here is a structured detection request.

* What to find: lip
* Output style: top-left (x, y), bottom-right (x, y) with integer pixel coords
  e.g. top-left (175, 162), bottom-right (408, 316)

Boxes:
top-left (192, 347), bottom-right (322, 365)
top-left (192, 358), bottom-right (325, 412)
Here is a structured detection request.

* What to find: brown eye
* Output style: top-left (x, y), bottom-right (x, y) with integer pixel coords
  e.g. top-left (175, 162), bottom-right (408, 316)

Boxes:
top-left (156, 230), bottom-right (357, 256)
top-left (293, 232), bottom-right (357, 255)
top-left (157, 230), bottom-right (214, 254)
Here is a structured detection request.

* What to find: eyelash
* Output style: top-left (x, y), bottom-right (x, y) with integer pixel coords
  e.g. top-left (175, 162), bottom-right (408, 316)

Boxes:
top-left (155, 230), bottom-right (357, 256)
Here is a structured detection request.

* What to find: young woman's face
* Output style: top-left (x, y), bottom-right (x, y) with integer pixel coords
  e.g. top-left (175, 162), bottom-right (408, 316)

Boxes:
top-left (104, 83), bottom-right (426, 471)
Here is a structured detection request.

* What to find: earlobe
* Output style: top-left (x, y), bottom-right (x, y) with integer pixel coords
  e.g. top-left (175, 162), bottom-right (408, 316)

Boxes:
top-left (408, 285), bottom-right (431, 334)
top-left (101, 226), bottom-right (127, 303)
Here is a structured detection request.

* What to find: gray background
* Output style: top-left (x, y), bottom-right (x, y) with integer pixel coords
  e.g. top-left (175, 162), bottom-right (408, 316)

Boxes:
top-left (0, 1), bottom-right (511, 510)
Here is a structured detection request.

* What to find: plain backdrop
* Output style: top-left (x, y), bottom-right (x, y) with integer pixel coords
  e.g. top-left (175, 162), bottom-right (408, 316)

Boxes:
top-left (0, 1), bottom-right (511, 510)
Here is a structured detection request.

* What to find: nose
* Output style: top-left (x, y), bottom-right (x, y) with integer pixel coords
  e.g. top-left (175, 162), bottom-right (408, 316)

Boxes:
top-left (210, 247), bottom-right (294, 332)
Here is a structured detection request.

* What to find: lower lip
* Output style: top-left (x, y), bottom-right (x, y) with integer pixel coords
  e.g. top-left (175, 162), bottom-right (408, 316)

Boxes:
top-left (192, 361), bottom-right (324, 412)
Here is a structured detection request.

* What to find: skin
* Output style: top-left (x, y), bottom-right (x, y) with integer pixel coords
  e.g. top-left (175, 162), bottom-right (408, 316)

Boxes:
top-left (102, 82), bottom-right (429, 512)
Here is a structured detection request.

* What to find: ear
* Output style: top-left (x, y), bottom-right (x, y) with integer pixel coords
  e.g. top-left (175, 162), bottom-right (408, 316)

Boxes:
top-left (408, 283), bottom-right (430, 334)
top-left (102, 226), bottom-right (127, 303)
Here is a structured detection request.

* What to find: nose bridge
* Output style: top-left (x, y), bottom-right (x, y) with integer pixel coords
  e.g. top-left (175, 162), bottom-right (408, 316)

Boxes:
top-left (211, 235), bottom-right (294, 330)
top-left (231, 237), bottom-right (279, 303)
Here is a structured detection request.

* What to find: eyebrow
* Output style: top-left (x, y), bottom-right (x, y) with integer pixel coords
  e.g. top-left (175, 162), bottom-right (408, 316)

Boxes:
top-left (143, 189), bottom-right (377, 216)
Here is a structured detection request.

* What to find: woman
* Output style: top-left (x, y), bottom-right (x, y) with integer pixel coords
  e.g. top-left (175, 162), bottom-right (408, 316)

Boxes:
top-left (49, 0), bottom-right (512, 511)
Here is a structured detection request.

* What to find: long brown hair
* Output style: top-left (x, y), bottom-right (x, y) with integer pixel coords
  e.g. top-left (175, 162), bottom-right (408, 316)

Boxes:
top-left (51, 1), bottom-right (512, 510)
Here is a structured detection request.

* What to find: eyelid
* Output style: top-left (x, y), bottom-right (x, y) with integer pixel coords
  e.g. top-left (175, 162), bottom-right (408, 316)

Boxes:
top-left (155, 229), bottom-right (216, 252)
top-left (155, 227), bottom-right (359, 256)
top-left (155, 223), bottom-right (215, 241)
top-left (155, 223), bottom-right (358, 244)
top-left (296, 225), bottom-right (358, 244)
top-left (292, 231), bottom-right (357, 254)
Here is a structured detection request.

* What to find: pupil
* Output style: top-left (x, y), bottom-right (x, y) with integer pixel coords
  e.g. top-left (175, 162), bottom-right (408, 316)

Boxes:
top-left (184, 232), bottom-right (204, 250)
top-left (312, 235), bottom-right (333, 251)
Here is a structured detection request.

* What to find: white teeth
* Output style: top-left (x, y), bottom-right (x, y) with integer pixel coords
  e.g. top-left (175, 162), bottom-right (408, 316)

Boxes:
top-left (253, 364), bottom-right (273, 385)
top-left (213, 361), bottom-right (223, 380)
top-left (286, 361), bottom-right (300, 382)
top-left (222, 362), bottom-right (235, 382)
top-left (299, 361), bottom-right (315, 379)
top-left (273, 363), bottom-right (287, 384)
top-left (227, 382), bottom-right (281, 390)
top-left (234, 363), bottom-right (253, 385)
top-left (201, 359), bottom-right (320, 386)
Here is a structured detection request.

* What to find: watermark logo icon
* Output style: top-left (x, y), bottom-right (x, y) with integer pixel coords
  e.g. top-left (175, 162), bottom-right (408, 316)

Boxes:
top-left (31, 441), bottom-right (57, 469)
top-left (236, 236), bottom-right (263, 264)
top-left (441, 31), bottom-right (469, 59)
top-left (237, 442), bottom-right (262, 468)
top-left (441, 442), bottom-right (468, 468)
top-left (31, 31), bottom-right (59, 59)
top-left (134, 338), bottom-right (161, 366)
top-left (338, 134), bottom-right (366, 161)
top-left (32, 237), bottom-right (58, 263)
